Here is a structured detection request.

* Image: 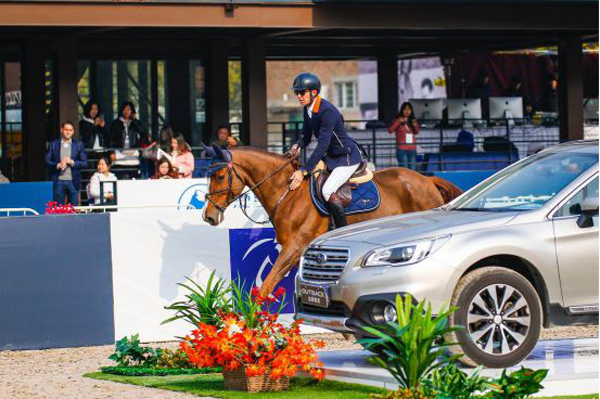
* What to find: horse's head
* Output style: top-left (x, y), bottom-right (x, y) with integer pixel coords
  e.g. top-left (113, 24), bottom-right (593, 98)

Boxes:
top-left (202, 145), bottom-right (246, 226)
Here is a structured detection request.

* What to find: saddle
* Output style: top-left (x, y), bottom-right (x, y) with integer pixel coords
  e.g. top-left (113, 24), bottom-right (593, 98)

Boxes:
top-left (312, 161), bottom-right (374, 207)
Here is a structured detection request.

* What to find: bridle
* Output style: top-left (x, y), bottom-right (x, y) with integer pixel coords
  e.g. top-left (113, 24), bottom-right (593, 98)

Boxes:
top-left (204, 153), bottom-right (298, 225)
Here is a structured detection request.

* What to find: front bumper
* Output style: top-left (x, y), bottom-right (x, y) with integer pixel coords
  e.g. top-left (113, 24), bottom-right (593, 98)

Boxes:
top-left (294, 255), bottom-right (460, 333)
top-left (295, 292), bottom-right (416, 334)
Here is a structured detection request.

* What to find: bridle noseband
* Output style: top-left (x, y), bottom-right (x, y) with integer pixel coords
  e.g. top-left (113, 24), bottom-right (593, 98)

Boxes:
top-left (204, 154), bottom-right (298, 225)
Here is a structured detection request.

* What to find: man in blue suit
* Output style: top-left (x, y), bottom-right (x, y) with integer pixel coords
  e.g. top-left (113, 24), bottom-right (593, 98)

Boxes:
top-left (288, 73), bottom-right (363, 228)
top-left (44, 121), bottom-right (88, 205)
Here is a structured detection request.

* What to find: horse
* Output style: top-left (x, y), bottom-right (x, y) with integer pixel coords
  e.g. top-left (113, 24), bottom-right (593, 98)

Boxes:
top-left (203, 146), bottom-right (462, 296)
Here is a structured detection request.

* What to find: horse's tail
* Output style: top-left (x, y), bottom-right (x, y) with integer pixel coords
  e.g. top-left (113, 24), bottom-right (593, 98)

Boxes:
top-left (429, 176), bottom-right (463, 204)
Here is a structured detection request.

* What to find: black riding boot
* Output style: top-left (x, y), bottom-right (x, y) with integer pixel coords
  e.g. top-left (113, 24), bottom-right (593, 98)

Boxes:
top-left (327, 193), bottom-right (347, 229)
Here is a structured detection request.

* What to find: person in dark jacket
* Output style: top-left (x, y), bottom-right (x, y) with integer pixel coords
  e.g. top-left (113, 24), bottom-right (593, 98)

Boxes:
top-left (109, 101), bottom-right (145, 148)
top-left (288, 72), bottom-right (363, 229)
top-left (79, 101), bottom-right (108, 150)
top-left (44, 121), bottom-right (88, 205)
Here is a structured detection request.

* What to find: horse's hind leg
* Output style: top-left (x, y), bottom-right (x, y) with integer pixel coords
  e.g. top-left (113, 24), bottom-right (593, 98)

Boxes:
top-left (259, 242), bottom-right (305, 297)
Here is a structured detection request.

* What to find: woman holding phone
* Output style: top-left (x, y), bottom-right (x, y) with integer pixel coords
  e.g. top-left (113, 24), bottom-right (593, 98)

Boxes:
top-left (388, 102), bottom-right (420, 170)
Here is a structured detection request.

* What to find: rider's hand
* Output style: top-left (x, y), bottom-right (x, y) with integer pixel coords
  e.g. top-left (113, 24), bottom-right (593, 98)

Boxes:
top-left (289, 169), bottom-right (304, 190)
top-left (290, 144), bottom-right (300, 156)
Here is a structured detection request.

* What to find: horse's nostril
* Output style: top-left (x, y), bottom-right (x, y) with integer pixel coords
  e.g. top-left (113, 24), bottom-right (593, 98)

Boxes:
top-left (206, 216), bottom-right (216, 225)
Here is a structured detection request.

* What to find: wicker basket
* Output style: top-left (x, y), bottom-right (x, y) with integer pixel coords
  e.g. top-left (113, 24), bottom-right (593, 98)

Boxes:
top-left (223, 366), bottom-right (290, 392)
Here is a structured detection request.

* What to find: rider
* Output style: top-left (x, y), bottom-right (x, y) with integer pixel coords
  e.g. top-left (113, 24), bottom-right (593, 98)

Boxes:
top-left (288, 72), bottom-right (363, 228)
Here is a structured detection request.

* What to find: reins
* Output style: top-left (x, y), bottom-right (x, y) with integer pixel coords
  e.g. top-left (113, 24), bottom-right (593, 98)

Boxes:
top-left (204, 153), bottom-right (298, 225)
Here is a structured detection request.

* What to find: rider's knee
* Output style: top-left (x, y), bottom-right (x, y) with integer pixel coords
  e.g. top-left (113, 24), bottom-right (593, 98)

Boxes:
top-left (322, 187), bottom-right (334, 202)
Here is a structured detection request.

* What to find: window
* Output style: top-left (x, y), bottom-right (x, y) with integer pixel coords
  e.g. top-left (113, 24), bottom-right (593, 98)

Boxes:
top-left (334, 81), bottom-right (357, 109)
top-left (451, 150), bottom-right (598, 211)
top-left (555, 177), bottom-right (599, 217)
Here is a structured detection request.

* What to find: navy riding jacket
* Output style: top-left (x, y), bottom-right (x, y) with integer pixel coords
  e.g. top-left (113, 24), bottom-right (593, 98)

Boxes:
top-left (295, 97), bottom-right (362, 174)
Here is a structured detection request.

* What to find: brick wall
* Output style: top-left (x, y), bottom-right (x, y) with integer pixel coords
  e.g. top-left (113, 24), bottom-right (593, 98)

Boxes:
top-left (266, 60), bottom-right (361, 122)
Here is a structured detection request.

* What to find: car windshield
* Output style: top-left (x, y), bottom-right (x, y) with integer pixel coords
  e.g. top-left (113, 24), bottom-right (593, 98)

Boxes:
top-left (451, 148), bottom-right (598, 211)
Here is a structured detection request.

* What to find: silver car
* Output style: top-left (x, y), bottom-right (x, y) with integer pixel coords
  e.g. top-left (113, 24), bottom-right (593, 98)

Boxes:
top-left (295, 140), bottom-right (599, 368)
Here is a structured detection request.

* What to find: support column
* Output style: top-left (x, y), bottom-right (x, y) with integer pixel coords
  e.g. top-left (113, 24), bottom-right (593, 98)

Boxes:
top-left (22, 42), bottom-right (47, 181)
top-left (377, 55), bottom-right (399, 125)
top-left (241, 37), bottom-right (267, 148)
top-left (207, 40), bottom-right (230, 143)
top-left (55, 41), bottom-right (79, 137)
top-left (97, 61), bottom-right (114, 123)
top-left (558, 36), bottom-right (584, 142)
top-left (166, 58), bottom-right (192, 142)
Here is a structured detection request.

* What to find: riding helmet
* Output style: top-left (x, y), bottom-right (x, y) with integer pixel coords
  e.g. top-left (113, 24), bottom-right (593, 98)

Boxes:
top-left (291, 73), bottom-right (321, 94)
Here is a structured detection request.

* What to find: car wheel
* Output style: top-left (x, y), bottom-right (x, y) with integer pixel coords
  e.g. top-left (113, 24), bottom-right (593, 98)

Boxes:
top-left (446, 266), bottom-right (542, 368)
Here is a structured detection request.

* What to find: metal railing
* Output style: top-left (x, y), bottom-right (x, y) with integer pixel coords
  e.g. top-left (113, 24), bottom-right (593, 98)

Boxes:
top-left (0, 208), bottom-right (39, 217)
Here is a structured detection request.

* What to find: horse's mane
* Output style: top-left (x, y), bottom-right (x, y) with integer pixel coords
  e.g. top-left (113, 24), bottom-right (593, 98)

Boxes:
top-left (230, 146), bottom-right (288, 164)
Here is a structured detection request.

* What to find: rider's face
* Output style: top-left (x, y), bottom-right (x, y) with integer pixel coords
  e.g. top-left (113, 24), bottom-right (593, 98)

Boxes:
top-left (296, 89), bottom-right (317, 106)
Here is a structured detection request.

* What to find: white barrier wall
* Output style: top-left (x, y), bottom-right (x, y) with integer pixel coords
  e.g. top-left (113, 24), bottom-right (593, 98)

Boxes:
top-left (110, 179), bottom-right (325, 342)
top-left (110, 211), bottom-right (232, 341)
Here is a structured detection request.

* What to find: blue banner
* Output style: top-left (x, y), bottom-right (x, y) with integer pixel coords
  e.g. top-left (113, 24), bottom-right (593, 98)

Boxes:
top-left (0, 182), bottom-right (53, 215)
top-left (228, 228), bottom-right (296, 314)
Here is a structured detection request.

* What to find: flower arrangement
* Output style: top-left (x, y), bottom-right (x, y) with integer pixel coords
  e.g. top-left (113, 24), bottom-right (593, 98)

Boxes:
top-left (180, 282), bottom-right (324, 391)
top-left (45, 201), bottom-right (76, 214)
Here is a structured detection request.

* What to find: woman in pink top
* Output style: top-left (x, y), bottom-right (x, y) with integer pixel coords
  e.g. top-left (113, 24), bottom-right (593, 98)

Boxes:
top-left (388, 102), bottom-right (420, 170)
top-left (170, 133), bottom-right (195, 179)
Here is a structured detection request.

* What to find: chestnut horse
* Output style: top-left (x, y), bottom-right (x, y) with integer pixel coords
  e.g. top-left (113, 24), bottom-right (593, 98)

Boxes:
top-left (203, 147), bottom-right (462, 296)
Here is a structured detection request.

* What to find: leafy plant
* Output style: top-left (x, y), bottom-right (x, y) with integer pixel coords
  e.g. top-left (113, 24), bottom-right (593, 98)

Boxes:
top-left (108, 334), bottom-right (160, 367)
top-left (162, 270), bottom-right (231, 327)
top-left (422, 364), bottom-right (489, 399)
top-left (359, 294), bottom-right (462, 389)
top-left (229, 277), bottom-right (287, 330)
top-left (487, 367), bottom-right (548, 399)
top-left (157, 348), bottom-right (193, 369)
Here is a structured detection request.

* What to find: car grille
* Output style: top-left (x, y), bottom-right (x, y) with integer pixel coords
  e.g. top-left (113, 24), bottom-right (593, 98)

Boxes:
top-left (301, 246), bottom-right (350, 282)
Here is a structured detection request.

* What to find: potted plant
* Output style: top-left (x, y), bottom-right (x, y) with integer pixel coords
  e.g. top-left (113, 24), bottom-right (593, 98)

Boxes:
top-left (180, 280), bottom-right (324, 392)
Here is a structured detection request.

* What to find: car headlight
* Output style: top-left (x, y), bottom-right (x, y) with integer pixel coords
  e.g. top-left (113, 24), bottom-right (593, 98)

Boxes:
top-left (362, 235), bottom-right (451, 267)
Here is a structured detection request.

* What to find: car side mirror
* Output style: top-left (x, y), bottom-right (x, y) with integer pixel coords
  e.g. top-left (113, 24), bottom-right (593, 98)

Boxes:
top-left (576, 197), bottom-right (599, 228)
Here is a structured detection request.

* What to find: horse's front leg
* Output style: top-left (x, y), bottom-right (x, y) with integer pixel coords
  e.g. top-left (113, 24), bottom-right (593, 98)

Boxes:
top-left (259, 242), bottom-right (305, 297)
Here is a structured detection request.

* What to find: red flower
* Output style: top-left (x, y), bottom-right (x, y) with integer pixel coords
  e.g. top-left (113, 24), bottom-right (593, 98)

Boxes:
top-left (274, 286), bottom-right (286, 299)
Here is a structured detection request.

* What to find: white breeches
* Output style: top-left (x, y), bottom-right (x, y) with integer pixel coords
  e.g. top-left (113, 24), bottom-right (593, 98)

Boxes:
top-left (322, 163), bottom-right (361, 202)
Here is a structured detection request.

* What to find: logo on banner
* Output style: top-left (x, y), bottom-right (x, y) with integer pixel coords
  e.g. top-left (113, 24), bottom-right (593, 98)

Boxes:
top-left (177, 181), bottom-right (264, 211)
top-left (177, 183), bottom-right (208, 210)
top-left (229, 228), bottom-right (296, 314)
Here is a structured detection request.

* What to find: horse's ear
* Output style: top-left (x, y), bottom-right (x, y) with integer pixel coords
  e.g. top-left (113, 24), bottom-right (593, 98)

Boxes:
top-left (213, 144), bottom-right (232, 163)
top-left (212, 144), bottom-right (225, 160)
top-left (201, 142), bottom-right (215, 158)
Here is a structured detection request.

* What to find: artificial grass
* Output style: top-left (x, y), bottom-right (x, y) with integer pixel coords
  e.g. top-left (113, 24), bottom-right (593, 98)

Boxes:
top-left (100, 365), bottom-right (222, 376)
top-left (84, 372), bottom-right (598, 399)
top-left (84, 372), bottom-right (387, 398)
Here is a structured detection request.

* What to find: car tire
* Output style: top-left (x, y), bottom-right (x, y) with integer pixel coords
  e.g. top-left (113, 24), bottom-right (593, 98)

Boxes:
top-left (446, 266), bottom-right (542, 368)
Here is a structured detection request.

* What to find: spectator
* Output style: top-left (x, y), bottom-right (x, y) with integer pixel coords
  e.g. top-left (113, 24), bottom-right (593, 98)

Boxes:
top-left (44, 121), bottom-right (88, 205)
top-left (109, 101), bottom-right (145, 179)
top-left (170, 133), bottom-right (195, 179)
top-left (212, 125), bottom-right (242, 149)
top-left (151, 157), bottom-right (179, 179)
top-left (469, 72), bottom-right (492, 119)
top-left (524, 101), bottom-right (536, 121)
top-left (539, 76), bottom-right (559, 113)
top-left (87, 157), bottom-right (117, 205)
top-left (388, 102), bottom-right (420, 170)
top-left (505, 76), bottom-right (524, 98)
top-left (79, 101), bottom-right (108, 150)
top-left (0, 169), bottom-right (9, 183)
top-left (109, 101), bottom-right (145, 148)
top-left (142, 125), bottom-right (174, 162)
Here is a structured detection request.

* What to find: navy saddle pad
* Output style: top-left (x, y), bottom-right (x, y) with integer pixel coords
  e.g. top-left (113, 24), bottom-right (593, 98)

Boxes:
top-left (310, 177), bottom-right (381, 216)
